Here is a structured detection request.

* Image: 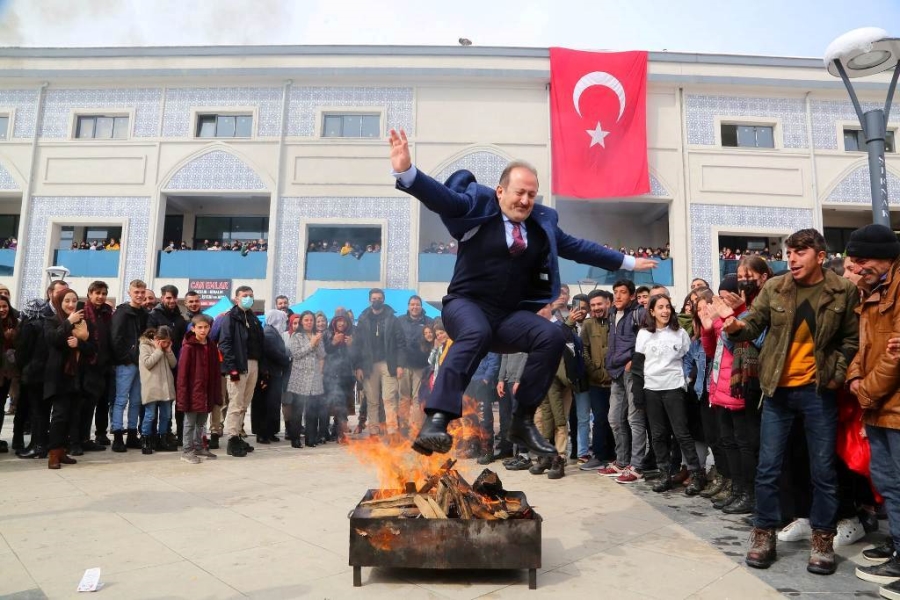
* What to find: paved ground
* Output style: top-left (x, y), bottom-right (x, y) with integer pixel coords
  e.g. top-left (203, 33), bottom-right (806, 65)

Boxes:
top-left (0, 427), bottom-right (886, 600)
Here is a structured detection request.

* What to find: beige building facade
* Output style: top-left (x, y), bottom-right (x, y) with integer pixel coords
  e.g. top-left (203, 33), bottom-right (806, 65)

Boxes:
top-left (0, 45), bottom-right (896, 307)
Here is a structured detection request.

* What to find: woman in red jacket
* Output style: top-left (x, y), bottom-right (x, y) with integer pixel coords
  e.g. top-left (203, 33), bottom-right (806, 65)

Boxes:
top-left (176, 314), bottom-right (222, 464)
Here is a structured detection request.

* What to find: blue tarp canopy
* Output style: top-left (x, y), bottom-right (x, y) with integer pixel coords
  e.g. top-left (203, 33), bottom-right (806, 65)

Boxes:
top-left (289, 288), bottom-right (440, 320)
top-left (201, 296), bottom-right (266, 323)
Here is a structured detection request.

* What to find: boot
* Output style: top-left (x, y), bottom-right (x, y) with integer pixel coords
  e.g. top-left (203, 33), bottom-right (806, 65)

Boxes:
top-left (239, 437), bottom-right (254, 453)
top-left (112, 430), bottom-right (127, 452)
top-left (529, 455), bottom-right (553, 475)
top-left (59, 451), bottom-right (77, 465)
top-left (226, 435), bottom-right (247, 457)
top-left (714, 482), bottom-right (739, 510)
top-left (807, 529), bottom-right (836, 575)
top-left (156, 435), bottom-right (177, 452)
top-left (95, 432), bottom-right (111, 446)
top-left (685, 469), bottom-right (707, 496)
top-left (69, 442), bottom-right (84, 456)
top-left (547, 456), bottom-right (566, 480)
top-left (411, 411), bottom-right (453, 456)
top-left (652, 464), bottom-right (674, 493)
top-left (48, 448), bottom-right (61, 470)
top-left (508, 411), bottom-right (557, 458)
top-left (669, 465), bottom-right (690, 486)
top-left (745, 527), bottom-right (777, 569)
top-left (142, 435), bottom-right (154, 455)
top-left (126, 429), bottom-right (141, 449)
top-left (208, 433), bottom-right (220, 450)
top-left (723, 488), bottom-right (754, 514)
top-left (711, 480), bottom-right (733, 506)
top-left (700, 472), bottom-right (726, 498)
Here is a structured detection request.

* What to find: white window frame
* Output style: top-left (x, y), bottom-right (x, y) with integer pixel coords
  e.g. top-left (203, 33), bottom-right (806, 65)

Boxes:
top-left (298, 218), bottom-right (388, 296)
top-left (714, 116), bottom-right (783, 150)
top-left (316, 107), bottom-right (384, 140)
top-left (0, 109), bottom-right (16, 141)
top-left (69, 109), bottom-right (135, 140)
top-left (191, 107), bottom-right (258, 139)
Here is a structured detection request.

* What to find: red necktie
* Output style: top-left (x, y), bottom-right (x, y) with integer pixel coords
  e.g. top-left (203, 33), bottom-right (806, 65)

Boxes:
top-left (510, 222), bottom-right (526, 256)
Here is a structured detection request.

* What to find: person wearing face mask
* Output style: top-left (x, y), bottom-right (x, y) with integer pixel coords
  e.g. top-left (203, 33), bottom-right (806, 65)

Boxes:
top-left (218, 286), bottom-right (265, 457)
top-left (351, 289), bottom-right (405, 437)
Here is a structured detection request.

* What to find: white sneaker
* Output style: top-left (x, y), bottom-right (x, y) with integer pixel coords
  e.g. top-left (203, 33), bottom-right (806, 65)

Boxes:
top-left (835, 517), bottom-right (865, 547)
top-left (777, 517), bottom-right (812, 542)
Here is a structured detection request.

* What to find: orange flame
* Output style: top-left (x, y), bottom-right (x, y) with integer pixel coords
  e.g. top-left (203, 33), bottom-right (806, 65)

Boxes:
top-left (347, 393), bottom-right (491, 492)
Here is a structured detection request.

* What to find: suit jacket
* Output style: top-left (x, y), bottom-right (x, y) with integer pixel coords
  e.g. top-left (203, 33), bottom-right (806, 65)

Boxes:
top-left (398, 168), bottom-right (628, 308)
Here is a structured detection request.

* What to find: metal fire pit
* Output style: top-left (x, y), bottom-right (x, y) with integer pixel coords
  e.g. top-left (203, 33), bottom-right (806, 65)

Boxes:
top-left (349, 489), bottom-right (542, 589)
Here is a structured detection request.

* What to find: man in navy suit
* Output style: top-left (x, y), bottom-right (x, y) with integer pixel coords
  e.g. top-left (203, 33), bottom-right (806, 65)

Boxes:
top-left (389, 129), bottom-right (656, 456)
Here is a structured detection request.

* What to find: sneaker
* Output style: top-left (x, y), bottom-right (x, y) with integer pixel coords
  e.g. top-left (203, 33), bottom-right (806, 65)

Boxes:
top-left (504, 456), bottom-right (533, 471)
top-left (865, 539), bottom-right (896, 563)
top-left (598, 462), bottom-right (626, 477)
top-left (857, 554), bottom-right (900, 584)
top-left (777, 518), bottom-right (812, 542)
top-left (834, 517), bottom-right (866, 547)
top-left (196, 448), bottom-right (217, 460)
top-left (579, 457), bottom-right (605, 471)
top-left (181, 452), bottom-right (201, 464)
top-left (615, 467), bottom-right (644, 484)
top-left (881, 578), bottom-right (900, 600)
top-left (577, 455), bottom-right (590, 464)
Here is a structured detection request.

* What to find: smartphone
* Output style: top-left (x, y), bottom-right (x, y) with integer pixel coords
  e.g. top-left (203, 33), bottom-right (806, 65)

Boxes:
top-left (76, 301), bottom-right (85, 311)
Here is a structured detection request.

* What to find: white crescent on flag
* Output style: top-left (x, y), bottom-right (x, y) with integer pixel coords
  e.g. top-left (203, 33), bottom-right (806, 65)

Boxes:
top-left (572, 71), bottom-right (627, 121)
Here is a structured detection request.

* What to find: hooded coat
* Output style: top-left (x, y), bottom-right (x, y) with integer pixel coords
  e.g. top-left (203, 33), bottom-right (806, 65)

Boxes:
top-left (138, 334), bottom-right (177, 404)
top-left (176, 330), bottom-right (222, 413)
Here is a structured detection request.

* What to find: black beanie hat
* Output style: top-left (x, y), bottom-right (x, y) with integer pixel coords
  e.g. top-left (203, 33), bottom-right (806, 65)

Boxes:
top-left (845, 224), bottom-right (900, 260)
top-left (719, 273), bottom-right (739, 294)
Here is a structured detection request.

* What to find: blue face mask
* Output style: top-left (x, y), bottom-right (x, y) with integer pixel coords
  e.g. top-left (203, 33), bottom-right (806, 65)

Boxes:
top-left (239, 296), bottom-right (254, 310)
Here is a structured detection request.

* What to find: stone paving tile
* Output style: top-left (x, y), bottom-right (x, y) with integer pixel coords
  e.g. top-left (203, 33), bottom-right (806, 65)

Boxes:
top-left (0, 432), bottom-right (784, 599)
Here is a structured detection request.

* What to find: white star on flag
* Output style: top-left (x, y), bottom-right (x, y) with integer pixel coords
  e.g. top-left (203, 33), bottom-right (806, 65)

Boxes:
top-left (586, 122), bottom-right (609, 148)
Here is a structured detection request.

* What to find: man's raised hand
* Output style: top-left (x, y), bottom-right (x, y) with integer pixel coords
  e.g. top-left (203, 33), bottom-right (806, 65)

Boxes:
top-left (633, 258), bottom-right (658, 271)
top-left (388, 128), bottom-right (412, 173)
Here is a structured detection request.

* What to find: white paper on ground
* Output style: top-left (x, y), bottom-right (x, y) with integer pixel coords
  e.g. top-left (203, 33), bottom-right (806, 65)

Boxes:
top-left (77, 568), bottom-right (101, 592)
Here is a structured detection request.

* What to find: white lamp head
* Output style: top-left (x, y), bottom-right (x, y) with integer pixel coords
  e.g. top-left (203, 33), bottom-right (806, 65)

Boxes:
top-left (825, 27), bottom-right (900, 78)
top-left (45, 265), bottom-right (69, 281)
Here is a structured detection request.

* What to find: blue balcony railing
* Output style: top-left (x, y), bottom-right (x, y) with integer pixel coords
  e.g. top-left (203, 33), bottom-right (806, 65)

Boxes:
top-left (305, 252), bottom-right (381, 281)
top-left (54, 250), bottom-right (120, 277)
top-left (0, 249), bottom-right (14, 275)
top-left (419, 253), bottom-right (674, 286)
top-left (559, 258), bottom-right (674, 286)
top-left (157, 251), bottom-right (267, 279)
top-left (720, 259), bottom-right (786, 279)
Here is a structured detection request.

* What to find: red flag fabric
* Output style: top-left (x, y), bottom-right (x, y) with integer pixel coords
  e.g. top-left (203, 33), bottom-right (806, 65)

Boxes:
top-left (550, 47), bottom-right (649, 199)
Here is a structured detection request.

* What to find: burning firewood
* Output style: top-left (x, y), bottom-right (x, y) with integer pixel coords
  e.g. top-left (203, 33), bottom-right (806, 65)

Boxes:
top-left (359, 493), bottom-right (417, 509)
top-left (418, 458), bottom-right (457, 494)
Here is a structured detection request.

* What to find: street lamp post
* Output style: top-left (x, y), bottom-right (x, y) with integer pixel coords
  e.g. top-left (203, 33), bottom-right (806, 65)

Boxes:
top-left (825, 28), bottom-right (900, 227)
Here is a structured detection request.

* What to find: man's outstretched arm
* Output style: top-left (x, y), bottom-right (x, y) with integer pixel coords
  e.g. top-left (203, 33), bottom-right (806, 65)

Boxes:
top-left (389, 128), bottom-right (473, 218)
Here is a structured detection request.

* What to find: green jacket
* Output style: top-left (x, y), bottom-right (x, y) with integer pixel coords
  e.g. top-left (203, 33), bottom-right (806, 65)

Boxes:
top-left (580, 316), bottom-right (611, 387)
top-left (727, 269), bottom-right (859, 398)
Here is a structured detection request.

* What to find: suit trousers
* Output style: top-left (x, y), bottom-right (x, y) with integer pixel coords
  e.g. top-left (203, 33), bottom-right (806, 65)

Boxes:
top-left (429, 298), bottom-right (566, 417)
top-left (224, 360), bottom-right (259, 438)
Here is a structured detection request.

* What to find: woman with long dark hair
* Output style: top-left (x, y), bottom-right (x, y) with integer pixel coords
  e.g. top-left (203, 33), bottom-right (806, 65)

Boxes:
top-left (287, 310), bottom-right (325, 447)
top-left (44, 288), bottom-right (95, 469)
top-left (635, 294), bottom-right (705, 495)
top-left (323, 314), bottom-right (354, 444)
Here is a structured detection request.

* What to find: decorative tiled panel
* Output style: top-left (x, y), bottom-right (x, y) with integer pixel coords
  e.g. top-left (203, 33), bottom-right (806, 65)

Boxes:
top-left (810, 100), bottom-right (900, 150)
top-left (434, 151), bottom-right (509, 186)
top-left (40, 88), bottom-right (162, 138)
top-left (0, 163), bottom-right (19, 190)
top-left (164, 150), bottom-right (267, 191)
top-left (825, 165), bottom-right (900, 204)
top-left (689, 203), bottom-right (813, 283)
top-left (21, 197), bottom-right (150, 301)
top-left (650, 174), bottom-right (669, 197)
top-left (162, 87), bottom-right (282, 137)
top-left (0, 89), bottom-right (39, 138)
top-left (685, 95), bottom-right (808, 148)
top-left (275, 197), bottom-right (410, 297)
top-left (287, 87), bottom-right (413, 137)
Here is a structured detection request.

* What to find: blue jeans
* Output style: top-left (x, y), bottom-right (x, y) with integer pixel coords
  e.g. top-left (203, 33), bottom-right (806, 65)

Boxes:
top-left (754, 385), bottom-right (838, 532)
top-left (589, 386), bottom-right (613, 459)
top-left (866, 425), bottom-right (900, 550)
top-left (141, 400), bottom-right (171, 437)
top-left (112, 364), bottom-right (142, 432)
top-left (574, 390), bottom-right (591, 458)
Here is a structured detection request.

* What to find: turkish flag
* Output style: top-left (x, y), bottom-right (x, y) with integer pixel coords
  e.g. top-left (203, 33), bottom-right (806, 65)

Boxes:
top-left (550, 47), bottom-right (649, 199)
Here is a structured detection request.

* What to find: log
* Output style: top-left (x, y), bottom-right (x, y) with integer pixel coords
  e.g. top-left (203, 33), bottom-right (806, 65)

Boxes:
top-left (360, 493), bottom-right (417, 508)
top-left (435, 480), bottom-right (451, 515)
top-left (418, 458), bottom-right (457, 494)
top-left (404, 482), bottom-right (418, 494)
top-left (426, 496), bottom-right (447, 519)
top-left (363, 507), bottom-right (421, 518)
top-left (472, 469), bottom-right (506, 499)
top-left (414, 495), bottom-right (439, 519)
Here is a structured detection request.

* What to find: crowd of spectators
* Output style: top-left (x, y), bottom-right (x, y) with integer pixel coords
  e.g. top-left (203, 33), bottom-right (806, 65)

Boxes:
top-left (69, 238), bottom-right (120, 251)
top-left (307, 240), bottom-right (381, 257)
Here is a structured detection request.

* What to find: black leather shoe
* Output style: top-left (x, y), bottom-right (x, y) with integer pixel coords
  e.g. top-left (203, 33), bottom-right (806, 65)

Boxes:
top-left (17, 445), bottom-right (43, 459)
top-left (411, 412), bottom-right (454, 456)
top-left (507, 415), bottom-right (557, 457)
top-left (82, 440), bottom-right (106, 452)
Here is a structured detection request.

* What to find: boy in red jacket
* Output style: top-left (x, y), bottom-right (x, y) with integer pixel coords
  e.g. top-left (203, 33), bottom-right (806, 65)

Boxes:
top-left (176, 315), bottom-right (222, 464)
